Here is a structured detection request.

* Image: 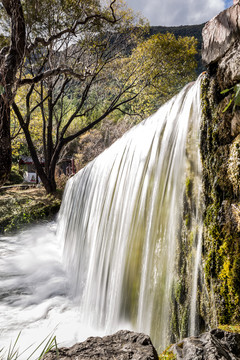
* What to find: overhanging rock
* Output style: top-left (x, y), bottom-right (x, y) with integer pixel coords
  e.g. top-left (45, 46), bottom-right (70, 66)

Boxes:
top-left (202, 2), bottom-right (240, 88)
top-left (202, 2), bottom-right (240, 66)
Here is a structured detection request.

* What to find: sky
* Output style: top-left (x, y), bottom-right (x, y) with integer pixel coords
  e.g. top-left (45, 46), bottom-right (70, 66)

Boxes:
top-left (125, 0), bottom-right (233, 26)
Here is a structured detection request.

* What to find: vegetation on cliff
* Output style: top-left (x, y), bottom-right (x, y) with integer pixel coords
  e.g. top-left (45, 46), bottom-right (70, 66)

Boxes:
top-left (200, 73), bottom-right (240, 325)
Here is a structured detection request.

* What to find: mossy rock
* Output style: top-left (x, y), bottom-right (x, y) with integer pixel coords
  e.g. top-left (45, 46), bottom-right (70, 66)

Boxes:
top-left (0, 188), bottom-right (61, 234)
top-left (158, 346), bottom-right (176, 360)
top-left (200, 72), bottom-right (240, 326)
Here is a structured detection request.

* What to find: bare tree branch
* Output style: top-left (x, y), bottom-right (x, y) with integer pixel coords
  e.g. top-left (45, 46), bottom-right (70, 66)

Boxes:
top-left (18, 67), bottom-right (89, 86)
top-left (27, 0), bottom-right (118, 53)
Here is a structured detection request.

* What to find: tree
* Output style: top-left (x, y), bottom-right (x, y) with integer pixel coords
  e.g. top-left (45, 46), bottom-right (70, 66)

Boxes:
top-left (121, 32), bottom-right (198, 118)
top-left (1, 1), bottom-right (197, 193)
top-left (10, 0), bottom-right (149, 193)
top-left (10, 84), bottom-right (44, 160)
top-left (0, 0), bottom-right (25, 185)
top-left (0, 0), bottom-right (142, 189)
top-left (12, 29), bottom-right (197, 194)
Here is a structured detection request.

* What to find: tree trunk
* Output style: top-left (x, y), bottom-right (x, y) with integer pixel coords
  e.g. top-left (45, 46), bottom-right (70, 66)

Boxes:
top-left (0, 0), bottom-right (26, 186)
top-left (12, 101), bottom-right (57, 194)
top-left (48, 170), bottom-right (57, 193)
top-left (0, 97), bottom-right (11, 184)
top-left (22, 123), bottom-right (56, 194)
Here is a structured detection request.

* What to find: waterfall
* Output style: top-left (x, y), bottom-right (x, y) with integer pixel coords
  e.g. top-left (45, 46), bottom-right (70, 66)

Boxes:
top-left (0, 77), bottom-right (203, 357)
top-left (57, 76), bottom-right (203, 350)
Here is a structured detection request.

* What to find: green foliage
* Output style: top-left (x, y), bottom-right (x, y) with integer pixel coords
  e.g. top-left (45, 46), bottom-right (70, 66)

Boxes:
top-left (121, 32), bottom-right (197, 118)
top-left (6, 165), bottom-right (23, 185)
top-left (221, 83), bottom-right (240, 112)
top-left (0, 188), bottom-right (61, 234)
top-left (8, 0), bottom-right (149, 193)
top-left (158, 346), bottom-right (176, 360)
top-left (6, 0), bottom-right (197, 195)
top-left (1, 0), bottom-right (126, 39)
top-left (11, 83), bottom-right (51, 159)
top-left (150, 24), bottom-right (205, 74)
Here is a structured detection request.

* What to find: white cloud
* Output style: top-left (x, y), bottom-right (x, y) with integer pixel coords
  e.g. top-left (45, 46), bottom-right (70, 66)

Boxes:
top-left (125, 0), bottom-right (226, 26)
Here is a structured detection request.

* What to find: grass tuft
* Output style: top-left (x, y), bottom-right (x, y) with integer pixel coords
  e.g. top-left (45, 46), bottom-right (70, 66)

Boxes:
top-left (0, 333), bottom-right (58, 360)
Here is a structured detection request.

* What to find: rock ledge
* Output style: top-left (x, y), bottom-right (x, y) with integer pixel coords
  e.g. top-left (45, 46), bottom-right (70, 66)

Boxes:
top-left (43, 330), bottom-right (159, 360)
top-left (171, 328), bottom-right (240, 360)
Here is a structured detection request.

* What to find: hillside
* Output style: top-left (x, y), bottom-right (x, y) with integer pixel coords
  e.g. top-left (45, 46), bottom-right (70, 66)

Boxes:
top-left (150, 24), bottom-right (205, 74)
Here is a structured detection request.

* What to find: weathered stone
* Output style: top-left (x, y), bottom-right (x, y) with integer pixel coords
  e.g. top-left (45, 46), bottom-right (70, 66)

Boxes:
top-left (171, 329), bottom-right (240, 360)
top-left (43, 330), bottom-right (159, 360)
top-left (228, 134), bottom-right (240, 196)
top-left (231, 111), bottom-right (240, 137)
top-left (219, 200), bottom-right (240, 233)
top-left (202, 3), bottom-right (240, 67)
top-left (217, 41), bottom-right (240, 88)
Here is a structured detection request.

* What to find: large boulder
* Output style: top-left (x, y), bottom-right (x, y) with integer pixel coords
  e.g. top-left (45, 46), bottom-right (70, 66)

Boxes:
top-left (202, 2), bottom-right (240, 66)
top-left (43, 330), bottom-right (159, 360)
top-left (171, 329), bottom-right (240, 360)
top-left (202, 2), bottom-right (240, 87)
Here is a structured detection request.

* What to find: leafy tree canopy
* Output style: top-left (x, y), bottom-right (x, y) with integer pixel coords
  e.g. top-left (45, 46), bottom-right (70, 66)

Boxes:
top-left (3, 0), bottom-right (148, 193)
top-left (117, 32), bottom-right (197, 118)
top-left (0, 0), bottom-right (197, 193)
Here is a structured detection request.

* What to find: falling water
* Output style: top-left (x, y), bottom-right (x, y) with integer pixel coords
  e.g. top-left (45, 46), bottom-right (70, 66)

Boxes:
top-left (0, 77), bottom-right (203, 357)
top-left (58, 76), bottom-right (203, 349)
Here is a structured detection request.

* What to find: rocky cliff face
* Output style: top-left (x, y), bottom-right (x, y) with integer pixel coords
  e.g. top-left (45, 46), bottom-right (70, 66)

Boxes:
top-left (170, 3), bottom-right (240, 342)
top-left (200, 2), bottom-right (240, 326)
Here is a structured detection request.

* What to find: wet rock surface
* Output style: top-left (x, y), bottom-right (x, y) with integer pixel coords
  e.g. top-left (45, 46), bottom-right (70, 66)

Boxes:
top-left (171, 329), bottom-right (240, 360)
top-left (43, 330), bottom-right (159, 360)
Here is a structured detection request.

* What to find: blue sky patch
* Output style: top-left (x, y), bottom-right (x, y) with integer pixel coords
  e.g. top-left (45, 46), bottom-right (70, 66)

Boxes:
top-left (225, 0), bottom-right (233, 7)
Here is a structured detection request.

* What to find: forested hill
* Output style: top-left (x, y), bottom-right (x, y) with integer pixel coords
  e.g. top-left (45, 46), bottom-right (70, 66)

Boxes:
top-left (150, 24), bottom-right (205, 74)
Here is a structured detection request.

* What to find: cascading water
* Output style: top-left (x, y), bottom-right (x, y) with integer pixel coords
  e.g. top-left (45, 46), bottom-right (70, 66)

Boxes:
top-left (58, 76), bottom-right (203, 349)
top-left (0, 76), bottom-right (203, 357)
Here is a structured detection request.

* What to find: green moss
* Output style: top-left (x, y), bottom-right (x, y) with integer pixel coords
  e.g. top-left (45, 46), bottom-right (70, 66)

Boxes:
top-left (189, 231), bottom-right (194, 247)
top-left (4, 201), bottom-right (61, 233)
top-left (185, 214), bottom-right (190, 228)
top-left (185, 177), bottom-right (192, 198)
top-left (159, 346), bottom-right (176, 360)
top-left (175, 281), bottom-right (183, 303)
top-left (218, 324), bottom-right (240, 333)
top-left (200, 74), bottom-right (240, 326)
top-left (203, 203), bottom-right (240, 323)
top-left (0, 188), bottom-right (61, 234)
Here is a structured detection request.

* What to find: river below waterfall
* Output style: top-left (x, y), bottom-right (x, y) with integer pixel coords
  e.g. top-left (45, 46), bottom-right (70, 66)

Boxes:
top-left (0, 77), bottom-right (203, 358)
top-left (0, 223), bottom-right (131, 357)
